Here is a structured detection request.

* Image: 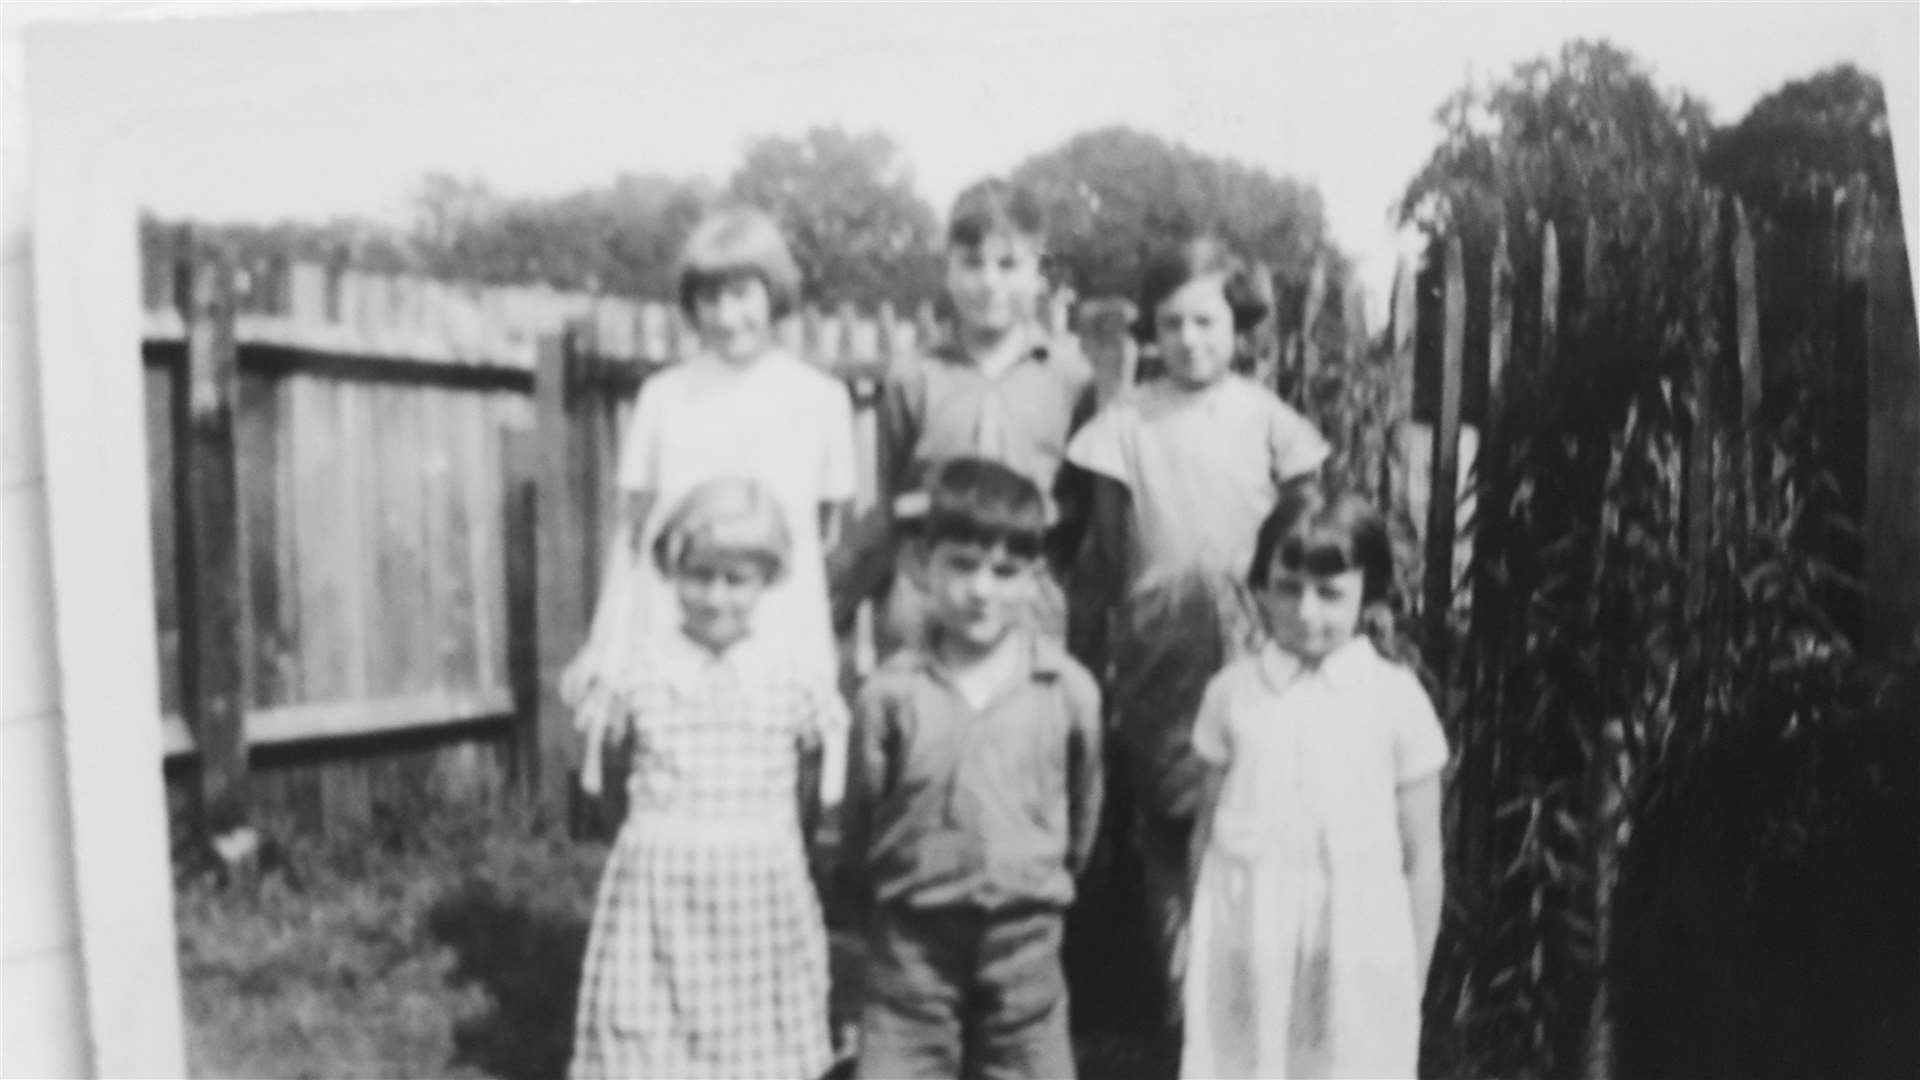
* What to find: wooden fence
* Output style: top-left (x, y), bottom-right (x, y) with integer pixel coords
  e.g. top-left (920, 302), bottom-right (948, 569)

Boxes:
top-left (146, 200), bottom-right (1915, 848)
top-left (142, 231), bottom-right (961, 839)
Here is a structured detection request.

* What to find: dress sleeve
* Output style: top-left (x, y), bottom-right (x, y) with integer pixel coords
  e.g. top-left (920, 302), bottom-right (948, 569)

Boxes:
top-left (1065, 405), bottom-right (1131, 488)
top-left (1189, 671), bottom-right (1234, 766)
top-left (1267, 397), bottom-right (1332, 486)
top-left (1390, 673), bottom-right (1450, 785)
top-left (818, 377), bottom-right (859, 505)
top-left (616, 374), bottom-right (668, 493)
top-left (797, 674), bottom-right (852, 806)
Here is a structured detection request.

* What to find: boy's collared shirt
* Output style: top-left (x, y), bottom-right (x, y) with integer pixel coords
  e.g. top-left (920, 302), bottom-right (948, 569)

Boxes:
top-left (877, 332), bottom-right (1097, 504)
top-left (841, 630), bottom-right (1104, 913)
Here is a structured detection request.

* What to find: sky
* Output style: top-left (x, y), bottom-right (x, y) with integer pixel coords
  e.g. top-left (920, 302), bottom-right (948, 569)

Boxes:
top-left (11, 1), bottom-right (1919, 312)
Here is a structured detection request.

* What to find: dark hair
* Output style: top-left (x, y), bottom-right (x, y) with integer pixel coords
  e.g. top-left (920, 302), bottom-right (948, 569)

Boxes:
top-left (676, 206), bottom-right (802, 320)
top-left (947, 178), bottom-right (1048, 249)
top-left (1248, 483), bottom-right (1394, 607)
top-left (1134, 233), bottom-right (1270, 344)
top-left (919, 456), bottom-right (1048, 561)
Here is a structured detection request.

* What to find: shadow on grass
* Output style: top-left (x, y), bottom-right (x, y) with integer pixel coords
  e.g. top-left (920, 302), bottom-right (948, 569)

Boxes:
top-left (427, 877), bottom-right (591, 1080)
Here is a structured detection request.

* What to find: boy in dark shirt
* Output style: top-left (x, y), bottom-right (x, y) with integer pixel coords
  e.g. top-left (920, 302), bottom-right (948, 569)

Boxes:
top-left (840, 457), bottom-right (1104, 1080)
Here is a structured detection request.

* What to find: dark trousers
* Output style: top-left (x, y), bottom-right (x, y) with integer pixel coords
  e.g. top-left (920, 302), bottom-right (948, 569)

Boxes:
top-left (857, 904), bottom-right (1076, 1080)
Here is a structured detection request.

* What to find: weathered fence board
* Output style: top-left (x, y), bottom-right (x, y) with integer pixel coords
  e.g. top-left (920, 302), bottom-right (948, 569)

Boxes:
top-left (177, 245), bottom-right (249, 827)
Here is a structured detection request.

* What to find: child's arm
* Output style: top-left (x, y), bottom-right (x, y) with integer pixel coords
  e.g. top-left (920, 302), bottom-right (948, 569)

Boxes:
top-left (836, 684), bottom-right (889, 922)
top-left (1064, 673), bottom-right (1106, 881)
top-left (1398, 773), bottom-right (1444, 990)
top-left (1067, 475), bottom-right (1130, 680)
top-left (1046, 383), bottom-right (1102, 577)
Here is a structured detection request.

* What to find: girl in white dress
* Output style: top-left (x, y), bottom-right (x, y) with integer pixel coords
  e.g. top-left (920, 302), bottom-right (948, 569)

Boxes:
top-left (1182, 486), bottom-right (1447, 1079)
top-left (563, 207), bottom-right (858, 799)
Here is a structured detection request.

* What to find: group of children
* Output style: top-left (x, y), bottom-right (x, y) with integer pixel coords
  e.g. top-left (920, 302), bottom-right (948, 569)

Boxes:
top-left (558, 181), bottom-right (1447, 1080)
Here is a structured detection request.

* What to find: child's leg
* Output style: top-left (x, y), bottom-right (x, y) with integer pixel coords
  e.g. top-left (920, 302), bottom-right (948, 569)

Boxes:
top-left (967, 909), bottom-right (1075, 1080)
top-left (857, 906), bottom-right (967, 1080)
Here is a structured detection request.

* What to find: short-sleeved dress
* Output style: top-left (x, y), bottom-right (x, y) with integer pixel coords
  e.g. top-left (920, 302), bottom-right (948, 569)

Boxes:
top-left (571, 630), bottom-right (847, 1080)
top-left (1182, 638), bottom-right (1449, 1080)
top-left (617, 347), bottom-right (858, 683)
top-left (1065, 373), bottom-right (1332, 1023)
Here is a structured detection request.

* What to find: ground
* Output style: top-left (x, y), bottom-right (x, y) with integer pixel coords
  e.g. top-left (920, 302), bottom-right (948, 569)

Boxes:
top-left (175, 804), bottom-right (1162, 1080)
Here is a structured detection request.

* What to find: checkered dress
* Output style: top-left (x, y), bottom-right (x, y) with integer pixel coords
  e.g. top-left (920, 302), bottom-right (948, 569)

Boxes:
top-left (571, 633), bottom-right (846, 1080)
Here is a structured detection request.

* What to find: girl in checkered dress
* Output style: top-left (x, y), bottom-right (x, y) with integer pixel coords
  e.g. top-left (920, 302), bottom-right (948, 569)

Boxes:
top-left (571, 477), bottom-right (846, 1080)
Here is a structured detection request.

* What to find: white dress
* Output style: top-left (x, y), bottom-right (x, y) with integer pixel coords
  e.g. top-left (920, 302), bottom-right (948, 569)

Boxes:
top-left (617, 348), bottom-right (856, 681)
top-left (563, 347), bottom-right (857, 799)
top-left (1182, 638), bottom-right (1449, 1080)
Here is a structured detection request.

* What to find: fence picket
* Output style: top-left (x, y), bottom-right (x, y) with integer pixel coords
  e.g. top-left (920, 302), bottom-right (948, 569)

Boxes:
top-left (1424, 237), bottom-right (1467, 662)
top-left (178, 241), bottom-right (250, 832)
top-left (1685, 202), bottom-right (1721, 621)
top-left (1299, 255), bottom-right (1327, 398)
top-left (1386, 255), bottom-right (1418, 510)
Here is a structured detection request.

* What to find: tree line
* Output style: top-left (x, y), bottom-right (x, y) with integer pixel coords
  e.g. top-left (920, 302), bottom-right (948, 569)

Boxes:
top-left (146, 43), bottom-right (1901, 331)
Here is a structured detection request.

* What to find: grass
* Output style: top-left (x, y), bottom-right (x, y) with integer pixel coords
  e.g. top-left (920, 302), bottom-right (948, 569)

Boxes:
top-left (176, 807), bottom-right (604, 1080)
top-left (176, 802), bottom-right (1166, 1080)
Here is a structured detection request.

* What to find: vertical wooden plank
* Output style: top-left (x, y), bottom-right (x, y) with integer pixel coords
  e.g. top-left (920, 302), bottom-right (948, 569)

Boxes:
top-left (1474, 224), bottom-right (1514, 599)
top-left (1386, 255), bottom-right (1418, 510)
top-left (340, 382), bottom-right (376, 701)
top-left (1424, 237), bottom-right (1466, 658)
top-left (1540, 225), bottom-right (1562, 391)
top-left (459, 390), bottom-right (495, 693)
top-left (1730, 200), bottom-right (1765, 517)
top-left (533, 331), bottom-right (586, 816)
top-left (502, 425), bottom-right (540, 802)
top-left (271, 379), bottom-right (301, 707)
top-left (1298, 255), bottom-right (1328, 401)
top-left (237, 371), bottom-right (280, 709)
top-left (420, 386), bottom-right (454, 693)
top-left (1249, 261), bottom-right (1281, 392)
top-left (1686, 204), bottom-right (1723, 621)
top-left (176, 242), bottom-right (249, 829)
top-left (1865, 206), bottom-right (1920, 659)
top-left (145, 362), bottom-right (182, 719)
top-left (1079, 297), bottom-right (1139, 408)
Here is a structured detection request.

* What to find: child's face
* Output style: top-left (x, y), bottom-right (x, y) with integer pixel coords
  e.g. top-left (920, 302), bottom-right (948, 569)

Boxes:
top-left (1154, 273), bottom-right (1237, 389)
top-left (1259, 563), bottom-right (1366, 662)
top-left (692, 273), bottom-right (774, 363)
top-left (919, 539), bottom-right (1038, 651)
top-left (673, 548), bottom-right (772, 652)
top-left (945, 232), bottom-right (1045, 338)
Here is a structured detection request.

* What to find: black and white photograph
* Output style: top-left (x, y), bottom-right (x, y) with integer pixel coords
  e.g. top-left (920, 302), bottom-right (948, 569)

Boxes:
top-left (4, 3), bottom-right (1919, 1078)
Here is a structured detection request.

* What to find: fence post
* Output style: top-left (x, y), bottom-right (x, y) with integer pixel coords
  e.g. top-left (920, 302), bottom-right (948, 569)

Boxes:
top-left (176, 236), bottom-right (251, 836)
top-left (1730, 200), bottom-right (1765, 519)
top-left (1079, 297), bottom-right (1138, 408)
top-left (1685, 201), bottom-right (1722, 623)
top-left (1464, 225), bottom-right (1514, 899)
top-left (1386, 255), bottom-right (1418, 511)
top-left (1423, 237), bottom-right (1467, 663)
top-left (1297, 255), bottom-right (1328, 407)
top-left (1865, 202), bottom-right (1920, 659)
top-left (532, 329), bottom-right (588, 820)
top-left (502, 426), bottom-right (540, 804)
top-left (1540, 225), bottom-right (1561, 391)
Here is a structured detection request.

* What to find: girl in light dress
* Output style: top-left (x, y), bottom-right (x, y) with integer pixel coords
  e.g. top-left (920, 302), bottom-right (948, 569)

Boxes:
top-left (562, 206), bottom-right (858, 799)
top-left (1064, 235), bottom-right (1330, 1041)
top-left (1182, 485), bottom-right (1446, 1079)
top-left (569, 477), bottom-right (843, 1080)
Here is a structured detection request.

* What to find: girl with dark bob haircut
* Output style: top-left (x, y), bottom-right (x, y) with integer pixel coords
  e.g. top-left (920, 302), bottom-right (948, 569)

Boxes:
top-left (1132, 232), bottom-right (1271, 344)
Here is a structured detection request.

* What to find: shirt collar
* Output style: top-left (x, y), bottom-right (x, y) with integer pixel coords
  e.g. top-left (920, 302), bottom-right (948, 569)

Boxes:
top-left (1258, 635), bottom-right (1379, 691)
top-left (914, 628), bottom-right (1064, 683)
top-left (930, 329), bottom-right (1054, 371)
top-left (654, 625), bottom-right (767, 689)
